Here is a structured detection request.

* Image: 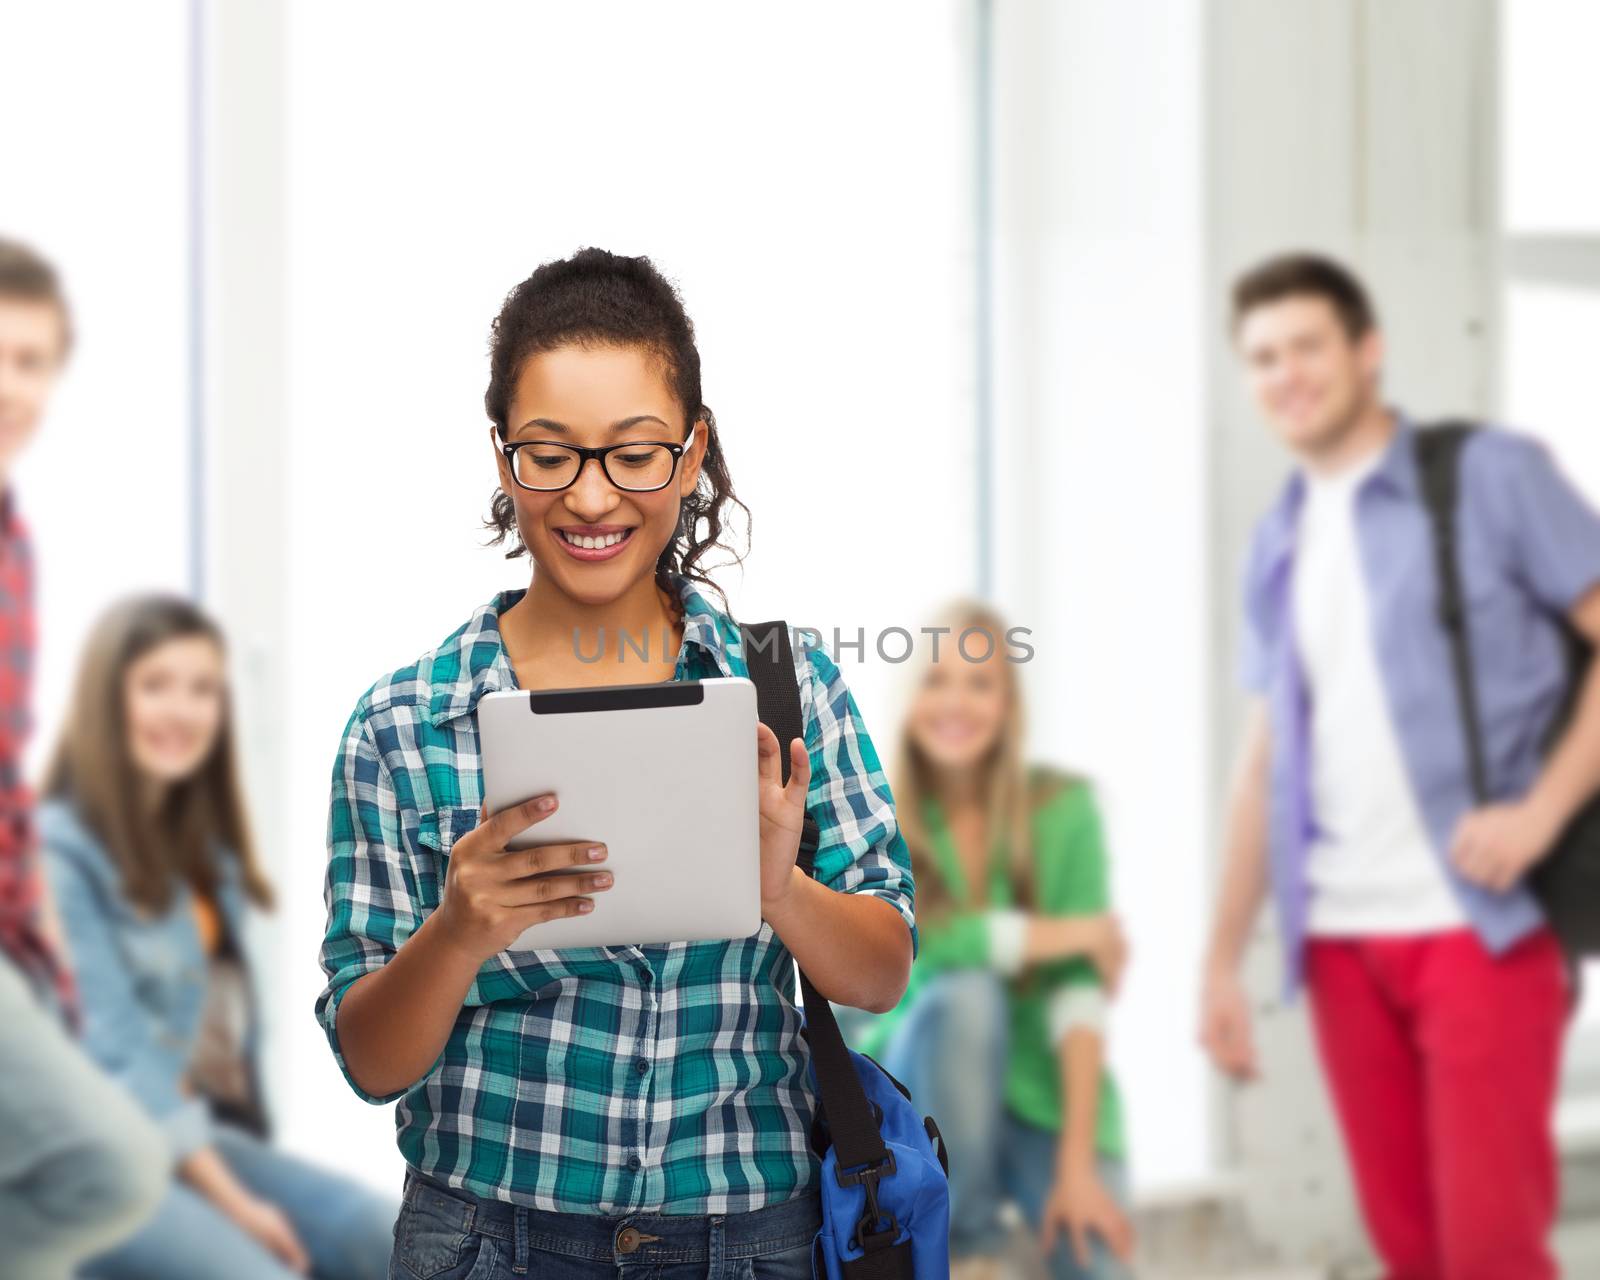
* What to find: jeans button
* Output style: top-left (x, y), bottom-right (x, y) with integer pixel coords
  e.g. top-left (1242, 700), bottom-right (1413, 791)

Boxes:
top-left (617, 1226), bottom-right (641, 1254)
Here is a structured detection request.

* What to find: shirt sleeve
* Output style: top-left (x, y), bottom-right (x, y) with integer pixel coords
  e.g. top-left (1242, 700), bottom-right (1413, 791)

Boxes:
top-left (40, 844), bottom-right (198, 1164)
top-left (1238, 523), bottom-right (1273, 695)
top-left (1046, 984), bottom-right (1108, 1043)
top-left (314, 698), bottom-right (423, 1104)
top-left (907, 906), bottom-right (1027, 977)
top-left (1492, 432), bottom-right (1600, 615)
top-left (799, 646), bottom-right (917, 955)
top-left (1032, 780), bottom-right (1111, 995)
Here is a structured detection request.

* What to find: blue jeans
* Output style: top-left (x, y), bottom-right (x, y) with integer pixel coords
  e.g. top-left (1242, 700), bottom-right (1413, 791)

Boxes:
top-left (879, 970), bottom-right (1133, 1280)
top-left (0, 957), bottom-right (167, 1280)
top-left (82, 1124), bottom-right (396, 1280)
top-left (389, 1168), bottom-right (820, 1280)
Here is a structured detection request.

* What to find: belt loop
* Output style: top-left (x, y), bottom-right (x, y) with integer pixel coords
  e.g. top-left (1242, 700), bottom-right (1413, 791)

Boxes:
top-left (512, 1204), bottom-right (529, 1274)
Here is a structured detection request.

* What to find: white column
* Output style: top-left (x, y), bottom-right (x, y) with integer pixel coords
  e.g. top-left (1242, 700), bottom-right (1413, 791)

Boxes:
top-left (989, 0), bottom-right (1211, 1191)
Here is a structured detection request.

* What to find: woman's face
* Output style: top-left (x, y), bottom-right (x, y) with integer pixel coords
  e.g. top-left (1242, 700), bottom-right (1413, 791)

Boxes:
top-left (496, 343), bottom-right (707, 607)
top-left (906, 632), bottom-right (1010, 773)
top-left (123, 634), bottom-right (227, 787)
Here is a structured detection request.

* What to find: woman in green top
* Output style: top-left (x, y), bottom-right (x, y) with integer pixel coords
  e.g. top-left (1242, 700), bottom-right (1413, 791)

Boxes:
top-left (852, 600), bottom-right (1135, 1280)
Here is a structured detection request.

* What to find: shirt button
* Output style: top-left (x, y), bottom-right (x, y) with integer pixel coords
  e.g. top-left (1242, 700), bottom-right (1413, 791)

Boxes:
top-left (634, 1057), bottom-right (650, 1076)
top-left (638, 967), bottom-right (653, 984)
top-left (626, 1154), bottom-right (642, 1171)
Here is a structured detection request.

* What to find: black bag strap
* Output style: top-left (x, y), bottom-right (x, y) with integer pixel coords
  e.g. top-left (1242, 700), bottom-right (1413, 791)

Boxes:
top-left (738, 620), bottom-right (899, 1188)
top-left (1415, 422), bottom-right (1490, 804)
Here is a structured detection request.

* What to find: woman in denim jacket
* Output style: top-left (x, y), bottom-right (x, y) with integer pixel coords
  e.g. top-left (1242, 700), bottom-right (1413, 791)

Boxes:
top-left (38, 594), bottom-right (396, 1280)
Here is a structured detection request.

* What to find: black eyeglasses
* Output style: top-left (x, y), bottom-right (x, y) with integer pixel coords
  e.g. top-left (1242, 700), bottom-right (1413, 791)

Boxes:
top-left (500, 424), bottom-right (695, 493)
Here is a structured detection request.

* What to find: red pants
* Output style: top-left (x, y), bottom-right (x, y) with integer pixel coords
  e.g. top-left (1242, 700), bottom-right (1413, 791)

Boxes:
top-left (1305, 927), bottom-right (1570, 1280)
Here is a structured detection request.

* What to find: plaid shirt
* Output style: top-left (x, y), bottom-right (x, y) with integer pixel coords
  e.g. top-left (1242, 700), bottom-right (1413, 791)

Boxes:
top-left (316, 576), bottom-right (916, 1214)
top-left (0, 490), bottom-right (76, 1021)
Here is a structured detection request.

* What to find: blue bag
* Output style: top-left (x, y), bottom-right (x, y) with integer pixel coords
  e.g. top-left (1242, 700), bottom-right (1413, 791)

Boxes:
top-left (742, 621), bottom-right (952, 1280)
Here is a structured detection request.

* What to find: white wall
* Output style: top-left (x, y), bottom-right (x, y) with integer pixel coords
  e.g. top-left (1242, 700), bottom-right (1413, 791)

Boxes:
top-left (3, 0), bottom-right (193, 773)
top-left (257, 0), bottom-right (978, 1186)
top-left (989, 0), bottom-right (1210, 1190)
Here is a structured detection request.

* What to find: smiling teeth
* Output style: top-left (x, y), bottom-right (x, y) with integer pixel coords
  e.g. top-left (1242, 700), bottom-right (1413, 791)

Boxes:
top-left (561, 529), bottom-right (627, 549)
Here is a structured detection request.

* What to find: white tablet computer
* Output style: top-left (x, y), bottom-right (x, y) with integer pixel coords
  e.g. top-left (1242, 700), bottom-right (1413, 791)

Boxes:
top-left (476, 676), bottom-right (761, 950)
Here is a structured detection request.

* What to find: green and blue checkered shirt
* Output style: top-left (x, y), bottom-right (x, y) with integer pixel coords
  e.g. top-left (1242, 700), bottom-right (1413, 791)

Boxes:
top-left (315, 576), bottom-right (916, 1214)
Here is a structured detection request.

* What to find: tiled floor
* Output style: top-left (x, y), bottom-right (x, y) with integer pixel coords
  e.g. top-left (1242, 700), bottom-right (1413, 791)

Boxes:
top-left (983, 1217), bottom-right (1600, 1278)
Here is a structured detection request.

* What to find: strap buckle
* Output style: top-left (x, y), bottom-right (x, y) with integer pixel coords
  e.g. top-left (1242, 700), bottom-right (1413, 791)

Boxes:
top-left (837, 1153), bottom-right (899, 1253)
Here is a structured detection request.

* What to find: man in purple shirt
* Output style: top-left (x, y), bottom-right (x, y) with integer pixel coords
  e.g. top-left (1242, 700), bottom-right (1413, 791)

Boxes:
top-left (1197, 252), bottom-right (1600, 1280)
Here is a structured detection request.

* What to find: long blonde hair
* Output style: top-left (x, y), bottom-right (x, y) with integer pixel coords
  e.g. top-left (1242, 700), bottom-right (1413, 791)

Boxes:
top-left (891, 599), bottom-right (1063, 919)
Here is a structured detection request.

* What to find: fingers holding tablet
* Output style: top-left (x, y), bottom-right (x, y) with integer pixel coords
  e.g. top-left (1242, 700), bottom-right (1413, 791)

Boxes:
top-left (504, 839), bottom-right (610, 881)
top-left (436, 793), bottom-right (613, 960)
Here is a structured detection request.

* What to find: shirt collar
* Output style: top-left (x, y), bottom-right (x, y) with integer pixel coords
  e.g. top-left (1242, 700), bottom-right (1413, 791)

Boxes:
top-left (678, 579), bottom-right (735, 675)
top-left (1365, 406), bottom-right (1421, 498)
top-left (1257, 404), bottom-right (1417, 573)
top-left (426, 573), bottom-right (735, 727)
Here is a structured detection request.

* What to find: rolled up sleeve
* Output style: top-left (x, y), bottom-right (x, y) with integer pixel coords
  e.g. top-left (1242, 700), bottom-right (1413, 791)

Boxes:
top-left (314, 699), bottom-right (422, 1105)
top-left (799, 647), bottom-right (917, 955)
top-left (1495, 432), bottom-right (1600, 614)
top-left (1033, 781), bottom-right (1112, 999)
top-left (983, 908), bottom-right (1029, 977)
top-left (1047, 983), bottom-right (1108, 1043)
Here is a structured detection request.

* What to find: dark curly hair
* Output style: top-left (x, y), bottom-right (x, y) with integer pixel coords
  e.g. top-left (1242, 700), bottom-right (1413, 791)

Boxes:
top-left (483, 247), bottom-right (749, 610)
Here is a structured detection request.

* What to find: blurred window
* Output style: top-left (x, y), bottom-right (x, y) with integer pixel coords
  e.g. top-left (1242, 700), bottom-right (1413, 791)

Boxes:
top-left (1502, 1), bottom-right (1600, 1093)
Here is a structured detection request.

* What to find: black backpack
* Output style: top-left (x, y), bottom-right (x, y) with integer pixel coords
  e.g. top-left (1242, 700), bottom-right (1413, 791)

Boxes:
top-left (1415, 422), bottom-right (1600, 956)
top-left (737, 619), bottom-right (951, 1278)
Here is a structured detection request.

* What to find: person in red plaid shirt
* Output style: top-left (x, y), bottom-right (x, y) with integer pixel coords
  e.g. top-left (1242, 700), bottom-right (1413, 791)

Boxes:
top-left (0, 239), bottom-right (165, 1280)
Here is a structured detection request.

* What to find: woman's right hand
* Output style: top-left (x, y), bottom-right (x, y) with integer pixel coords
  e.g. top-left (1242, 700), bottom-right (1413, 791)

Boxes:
top-left (182, 1147), bottom-right (310, 1273)
top-left (229, 1194), bottom-right (311, 1274)
top-left (433, 793), bottom-right (614, 964)
top-left (1075, 914), bottom-right (1128, 995)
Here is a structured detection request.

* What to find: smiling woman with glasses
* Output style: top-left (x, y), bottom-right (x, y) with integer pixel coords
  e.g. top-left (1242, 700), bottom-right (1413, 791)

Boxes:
top-left (314, 248), bottom-right (917, 1280)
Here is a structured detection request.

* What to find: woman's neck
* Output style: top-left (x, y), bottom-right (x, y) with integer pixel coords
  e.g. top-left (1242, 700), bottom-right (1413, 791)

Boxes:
top-left (501, 571), bottom-right (684, 686)
top-left (929, 763), bottom-right (985, 814)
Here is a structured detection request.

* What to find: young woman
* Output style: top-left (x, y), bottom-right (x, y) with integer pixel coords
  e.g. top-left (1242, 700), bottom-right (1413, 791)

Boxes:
top-left (38, 595), bottom-right (398, 1280)
top-left (851, 600), bottom-right (1136, 1280)
top-left (315, 248), bottom-right (916, 1280)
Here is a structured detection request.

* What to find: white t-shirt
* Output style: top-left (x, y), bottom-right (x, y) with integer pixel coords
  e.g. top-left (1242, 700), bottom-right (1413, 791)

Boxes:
top-left (1292, 451), bottom-right (1466, 935)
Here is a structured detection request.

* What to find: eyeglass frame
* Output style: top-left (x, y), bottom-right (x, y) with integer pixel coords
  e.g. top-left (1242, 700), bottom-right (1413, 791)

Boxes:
top-left (497, 422), bottom-right (698, 494)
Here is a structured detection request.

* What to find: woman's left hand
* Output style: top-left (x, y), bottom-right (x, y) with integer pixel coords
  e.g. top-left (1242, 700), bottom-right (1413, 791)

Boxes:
top-left (1040, 1164), bottom-right (1135, 1269)
top-left (755, 721), bottom-right (812, 915)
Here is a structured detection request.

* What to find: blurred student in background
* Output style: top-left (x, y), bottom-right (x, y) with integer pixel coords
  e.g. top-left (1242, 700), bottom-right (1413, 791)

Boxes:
top-left (39, 595), bottom-right (396, 1280)
top-left (850, 601), bottom-right (1135, 1280)
top-left (1200, 253), bottom-right (1600, 1280)
top-left (0, 240), bottom-right (167, 1280)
